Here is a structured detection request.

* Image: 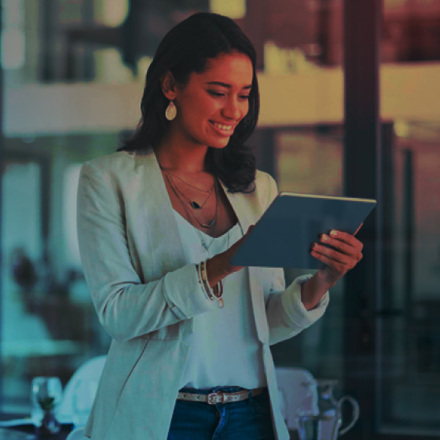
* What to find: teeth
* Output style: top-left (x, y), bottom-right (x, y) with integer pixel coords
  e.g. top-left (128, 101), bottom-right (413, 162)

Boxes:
top-left (212, 122), bottom-right (232, 131)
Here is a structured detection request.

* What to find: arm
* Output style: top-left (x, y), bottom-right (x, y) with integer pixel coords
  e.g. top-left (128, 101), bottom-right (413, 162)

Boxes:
top-left (265, 272), bottom-right (329, 345)
top-left (77, 162), bottom-right (218, 342)
top-left (265, 180), bottom-right (364, 343)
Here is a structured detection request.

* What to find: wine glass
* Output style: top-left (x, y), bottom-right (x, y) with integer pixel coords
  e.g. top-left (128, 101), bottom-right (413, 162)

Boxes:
top-left (30, 377), bottom-right (63, 427)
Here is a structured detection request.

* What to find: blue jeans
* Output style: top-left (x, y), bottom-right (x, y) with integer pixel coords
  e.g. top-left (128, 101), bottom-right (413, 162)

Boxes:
top-left (167, 386), bottom-right (275, 440)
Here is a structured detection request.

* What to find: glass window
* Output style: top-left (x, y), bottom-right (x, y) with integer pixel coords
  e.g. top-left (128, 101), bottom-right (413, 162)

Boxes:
top-left (377, 0), bottom-right (440, 435)
top-left (1, 136), bottom-right (115, 413)
top-left (270, 126), bottom-right (345, 382)
top-left (378, 122), bottom-right (440, 436)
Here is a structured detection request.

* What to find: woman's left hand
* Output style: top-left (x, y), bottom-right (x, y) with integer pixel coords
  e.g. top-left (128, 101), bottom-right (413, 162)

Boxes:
top-left (311, 226), bottom-right (364, 286)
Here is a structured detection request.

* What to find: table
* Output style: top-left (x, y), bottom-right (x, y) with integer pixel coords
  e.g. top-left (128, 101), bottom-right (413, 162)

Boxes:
top-left (0, 414), bottom-right (72, 440)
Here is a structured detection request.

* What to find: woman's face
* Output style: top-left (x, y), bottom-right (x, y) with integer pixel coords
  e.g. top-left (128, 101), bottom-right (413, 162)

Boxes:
top-left (169, 52), bottom-right (253, 150)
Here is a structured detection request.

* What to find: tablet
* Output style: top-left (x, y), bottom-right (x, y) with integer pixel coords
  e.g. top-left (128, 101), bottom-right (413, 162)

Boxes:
top-left (230, 192), bottom-right (377, 269)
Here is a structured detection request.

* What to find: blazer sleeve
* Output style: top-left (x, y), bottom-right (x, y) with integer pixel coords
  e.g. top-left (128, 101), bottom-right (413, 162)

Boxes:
top-left (260, 173), bottom-right (330, 346)
top-left (77, 162), bottom-right (218, 342)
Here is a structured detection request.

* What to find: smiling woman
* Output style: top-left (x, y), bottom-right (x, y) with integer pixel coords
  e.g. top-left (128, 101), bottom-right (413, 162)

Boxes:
top-left (76, 12), bottom-right (363, 440)
top-left (119, 12), bottom-right (260, 194)
top-left (159, 52), bottom-right (253, 151)
top-left (156, 52), bottom-right (254, 238)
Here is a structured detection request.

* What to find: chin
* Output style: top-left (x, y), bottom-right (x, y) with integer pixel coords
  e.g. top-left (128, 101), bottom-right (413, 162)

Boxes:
top-left (208, 138), bottom-right (231, 150)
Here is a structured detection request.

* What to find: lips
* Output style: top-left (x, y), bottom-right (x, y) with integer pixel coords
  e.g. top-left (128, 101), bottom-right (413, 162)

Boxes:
top-left (209, 121), bottom-right (235, 136)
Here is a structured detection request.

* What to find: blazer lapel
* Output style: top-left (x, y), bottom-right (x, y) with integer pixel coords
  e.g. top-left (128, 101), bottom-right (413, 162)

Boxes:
top-left (130, 149), bottom-right (195, 339)
top-left (219, 181), bottom-right (253, 235)
top-left (222, 182), bottom-right (270, 344)
top-left (132, 149), bottom-right (188, 274)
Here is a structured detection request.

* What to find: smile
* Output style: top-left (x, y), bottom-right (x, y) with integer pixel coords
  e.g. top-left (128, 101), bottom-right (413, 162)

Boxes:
top-left (210, 121), bottom-right (234, 135)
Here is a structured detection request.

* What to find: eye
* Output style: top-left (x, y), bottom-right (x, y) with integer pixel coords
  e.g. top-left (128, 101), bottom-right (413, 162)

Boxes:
top-left (239, 94), bottom-right (250, 101)
top-left (208, 90), bottom-right (225, 97)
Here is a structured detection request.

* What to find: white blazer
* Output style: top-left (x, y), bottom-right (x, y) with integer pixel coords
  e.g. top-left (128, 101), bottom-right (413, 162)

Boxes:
top-left (77, 149), bottom-right (329, 440)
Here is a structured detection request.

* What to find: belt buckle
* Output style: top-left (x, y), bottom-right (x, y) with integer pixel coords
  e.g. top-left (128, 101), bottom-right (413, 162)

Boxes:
top-left (207, 391), bottom-right (224, 405)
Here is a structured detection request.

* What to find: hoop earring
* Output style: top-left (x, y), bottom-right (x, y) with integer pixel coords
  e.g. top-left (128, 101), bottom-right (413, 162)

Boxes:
top-left (165, 101), bottom-right (177, 121)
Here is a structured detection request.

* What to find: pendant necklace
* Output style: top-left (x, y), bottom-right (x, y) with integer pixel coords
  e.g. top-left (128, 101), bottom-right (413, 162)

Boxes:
top-left (161, 167), bottom-right (215, 210)
top-left (164, 173), bottom-right (219, 252)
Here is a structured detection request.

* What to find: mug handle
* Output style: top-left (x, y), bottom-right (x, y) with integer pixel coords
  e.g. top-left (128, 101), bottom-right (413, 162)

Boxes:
top-left (338, 395), bottom-right (360, 436)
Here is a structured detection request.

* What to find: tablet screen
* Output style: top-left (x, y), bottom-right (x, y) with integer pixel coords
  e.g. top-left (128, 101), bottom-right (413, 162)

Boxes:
top-left (231, 192), bottom-right (376, 269)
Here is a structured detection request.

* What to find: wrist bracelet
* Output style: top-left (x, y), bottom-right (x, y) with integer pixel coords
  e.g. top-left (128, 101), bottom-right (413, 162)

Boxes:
top-left (197, 262), bottom-right (214, 301)
top-left (199, 260), bottom-right (215, 301)
top-left (198, 260), bottom-right (224, 308)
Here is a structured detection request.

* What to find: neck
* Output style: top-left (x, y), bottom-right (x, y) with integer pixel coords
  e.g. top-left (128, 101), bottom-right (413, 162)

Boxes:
top-left (155, 133), bottom-right (208, 173)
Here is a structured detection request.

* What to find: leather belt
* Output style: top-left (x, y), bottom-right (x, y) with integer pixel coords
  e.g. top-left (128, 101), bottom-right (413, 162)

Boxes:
top-left (177, 388), bottom-right (266, 405)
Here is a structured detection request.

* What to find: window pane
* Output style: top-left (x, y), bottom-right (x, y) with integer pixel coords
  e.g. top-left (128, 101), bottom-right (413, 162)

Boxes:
top-left (1, 136), bottom-right (115, 413)
top-left (378, 122), bottom-right (440, 436)
top-left (379, 0), bottom-right (440, 435)
top-left (271, 126), bottom-right (345, 384)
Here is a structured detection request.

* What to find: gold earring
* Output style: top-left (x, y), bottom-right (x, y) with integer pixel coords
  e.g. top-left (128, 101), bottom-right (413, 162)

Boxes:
top-left (165, 101), bottom-right (177, 121)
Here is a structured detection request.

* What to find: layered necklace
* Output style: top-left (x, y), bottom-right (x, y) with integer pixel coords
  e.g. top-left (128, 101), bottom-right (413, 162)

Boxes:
top-left (161, 166), bottom-right (220, 251)
top-left (165, 169), bottom-right (215, 211)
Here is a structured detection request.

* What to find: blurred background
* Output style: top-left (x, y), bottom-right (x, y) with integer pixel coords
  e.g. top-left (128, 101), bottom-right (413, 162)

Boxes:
top-left (0, 0), bottom-right (439, 438)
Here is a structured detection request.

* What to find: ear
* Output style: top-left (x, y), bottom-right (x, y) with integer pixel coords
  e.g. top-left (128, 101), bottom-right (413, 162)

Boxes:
top-left (160, 71), bottom-right (178, 101)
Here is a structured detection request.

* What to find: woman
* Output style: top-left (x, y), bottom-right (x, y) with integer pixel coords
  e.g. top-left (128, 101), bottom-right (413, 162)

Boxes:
top-left (77, 12), bottom-right (363, 440)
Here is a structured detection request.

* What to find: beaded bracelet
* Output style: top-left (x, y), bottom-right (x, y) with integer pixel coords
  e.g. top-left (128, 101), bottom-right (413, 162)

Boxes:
top-left (197, 260), bottom-right (224, 308)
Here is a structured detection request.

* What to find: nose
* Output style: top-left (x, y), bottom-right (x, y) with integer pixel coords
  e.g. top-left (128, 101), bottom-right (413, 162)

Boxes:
top-left (222, 96), bottom-right (242, 120)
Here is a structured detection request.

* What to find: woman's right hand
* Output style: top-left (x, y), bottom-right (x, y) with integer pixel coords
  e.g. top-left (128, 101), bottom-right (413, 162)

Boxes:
top-left (206, 226), bottom-right (254, 287)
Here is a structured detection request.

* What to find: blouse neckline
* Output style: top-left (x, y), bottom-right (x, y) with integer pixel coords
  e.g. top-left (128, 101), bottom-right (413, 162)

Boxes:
top-left (173, 209), bottom-right (241, 240)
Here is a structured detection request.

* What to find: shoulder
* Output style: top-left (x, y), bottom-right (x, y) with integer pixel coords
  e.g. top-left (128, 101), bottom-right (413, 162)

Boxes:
top-left (253, 170), bottom-right (279, 206)
top-left (225, 170), bottom-right (278, 223)
top-left (81, 151), bottom-right (136, 176)
top-left (80, 148), bottom-right (155, 182)
top-left (255, 170), bottom-right (277, 190)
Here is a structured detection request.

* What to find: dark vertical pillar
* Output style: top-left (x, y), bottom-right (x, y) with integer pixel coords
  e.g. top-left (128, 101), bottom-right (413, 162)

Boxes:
top-left (379, 122), bottom-right (395, 421)
top-left (343, 1), bottom-right (382, 439)
top-left (241, 0), bottom-right (266, 70)
top-left (252, 128), bottom-right (277, 180)
top-left (381, 122), bottom-right (394, 313)
top-left (0, 0), bottom-right (4, 410)
top-left (82, 0), bottom-right (95, 81)
top-left (317, 0), bottom-right (331, 65)
top-left (402, 150), bottom-right (414, 325)
top-left (40, 0), bottom-right (55, 82)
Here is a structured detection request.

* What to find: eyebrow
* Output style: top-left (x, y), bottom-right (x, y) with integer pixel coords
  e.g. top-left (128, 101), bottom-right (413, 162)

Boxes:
top-left (206, 81), bottom-right (252, 90)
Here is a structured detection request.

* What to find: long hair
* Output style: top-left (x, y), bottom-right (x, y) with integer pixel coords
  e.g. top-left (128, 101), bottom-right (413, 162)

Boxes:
top-left (119, 12), bottom-right (259, 193)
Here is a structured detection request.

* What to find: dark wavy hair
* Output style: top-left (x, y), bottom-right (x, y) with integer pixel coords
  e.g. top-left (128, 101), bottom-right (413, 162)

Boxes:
top-left (119, 12), bottom-right (259, 193)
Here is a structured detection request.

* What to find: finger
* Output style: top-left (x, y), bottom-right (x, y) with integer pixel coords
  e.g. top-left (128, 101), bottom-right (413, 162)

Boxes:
top-left (320, 234), bottom-right (363, 254)
top-left (311, 247), bottom-right (360, 274)
top-left (327, 230), bottom-right (363, 250)
top-left (311, 249), bottom-right (347, 273)
top-left (311, 244), bottom-right (350, 266)
top-left (314, 242), bottom-right (363, 265)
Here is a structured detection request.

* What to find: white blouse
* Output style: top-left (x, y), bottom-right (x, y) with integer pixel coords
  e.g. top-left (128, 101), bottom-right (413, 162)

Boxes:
top-left (174, 210), bottom-right (267, 390)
